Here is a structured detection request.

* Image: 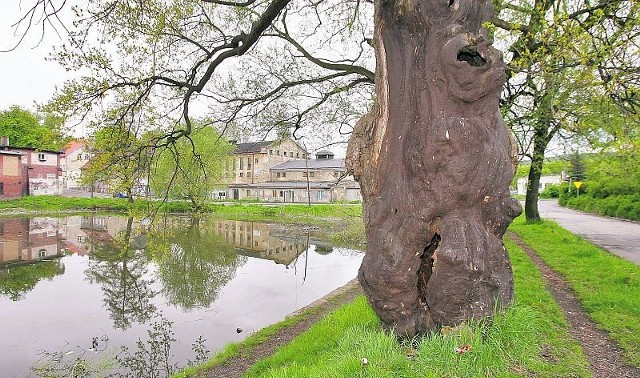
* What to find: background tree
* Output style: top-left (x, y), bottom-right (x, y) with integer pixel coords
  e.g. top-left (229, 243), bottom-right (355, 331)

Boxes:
top-left (493, 0), bottom-right (640, 222)
top-left (150, 125), bottom-right (233, 211)
top-left (81, 123), bottom-right (155, 203)
top-left (0, 105), bottom-right (69, 150)
top-left (568, 151), bottom-right (587, 182)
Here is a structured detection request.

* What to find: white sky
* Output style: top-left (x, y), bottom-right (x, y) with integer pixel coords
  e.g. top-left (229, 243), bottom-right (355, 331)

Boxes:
top-left (0, 1), bottom-right (73, 113)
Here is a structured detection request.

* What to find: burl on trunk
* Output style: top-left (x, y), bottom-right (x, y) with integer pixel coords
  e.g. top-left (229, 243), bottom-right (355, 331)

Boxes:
top-left (346, 0), bottom-right (522, 338)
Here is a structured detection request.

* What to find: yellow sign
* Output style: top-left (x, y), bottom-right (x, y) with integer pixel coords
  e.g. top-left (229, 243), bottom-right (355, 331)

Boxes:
top-left (574, 181), bottom-right (583, 189)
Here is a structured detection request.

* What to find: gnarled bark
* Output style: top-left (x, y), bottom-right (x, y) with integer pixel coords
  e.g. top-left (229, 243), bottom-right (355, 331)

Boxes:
top-left (346, 0), bottom-right (522, 338)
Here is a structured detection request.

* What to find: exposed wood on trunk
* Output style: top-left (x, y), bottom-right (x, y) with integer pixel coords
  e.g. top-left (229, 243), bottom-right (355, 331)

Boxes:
top-left (347, 0), bottom-right (522, 338)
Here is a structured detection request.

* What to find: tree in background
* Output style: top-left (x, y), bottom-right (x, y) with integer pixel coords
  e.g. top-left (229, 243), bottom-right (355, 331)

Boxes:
top-left (493, 0), bottom-right (640, 222)
top-left (150, 125), bottom-right (233, 211)
top-left (568, 151), bottom-right (587, 182)
top-left (81, 124), bottom-right (155, 203)
top-left (0, 105), bottom-right (69, 150)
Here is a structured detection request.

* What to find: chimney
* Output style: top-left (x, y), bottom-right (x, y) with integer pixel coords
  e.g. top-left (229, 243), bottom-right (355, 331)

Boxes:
top-left (0, 136), bottom-right (8, 148)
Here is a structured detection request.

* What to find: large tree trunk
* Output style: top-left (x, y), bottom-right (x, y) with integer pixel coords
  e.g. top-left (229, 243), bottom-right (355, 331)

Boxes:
top-left (346, 0), bottom-right (521, 338)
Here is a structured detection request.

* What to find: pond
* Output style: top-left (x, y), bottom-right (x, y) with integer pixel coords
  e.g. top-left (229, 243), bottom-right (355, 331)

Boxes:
top-left (0, 215), bottom-right (363, 377)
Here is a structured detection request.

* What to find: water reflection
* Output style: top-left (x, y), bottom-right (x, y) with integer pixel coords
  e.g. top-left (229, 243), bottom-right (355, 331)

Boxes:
top-left (0, 215), bottom-right (363, 378)
top-left (86, 217), bottom-right (158, 330)
top-left (149, 218), bottom-right (246, 309)
top-left (0, 217), bottom-right (65, 301)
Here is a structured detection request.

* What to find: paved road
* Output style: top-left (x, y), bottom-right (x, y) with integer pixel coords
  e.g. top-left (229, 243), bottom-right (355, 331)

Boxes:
top-left (536, 200), bottom-right (640, 266)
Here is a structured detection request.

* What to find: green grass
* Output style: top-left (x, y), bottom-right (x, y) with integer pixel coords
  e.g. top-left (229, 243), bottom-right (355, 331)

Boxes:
top-left (509, 216), bottom-right (640, 367)
top-left (188, 238), bottom-right (589, 378)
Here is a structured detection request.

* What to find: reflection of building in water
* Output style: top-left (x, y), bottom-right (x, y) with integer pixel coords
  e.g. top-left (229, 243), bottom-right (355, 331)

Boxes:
top-left (212, 220), bottom-right (310, 266)
top-left (62, 216), bottom-right (136, 254)
top-left (0, 217), bottom-right (64, 265)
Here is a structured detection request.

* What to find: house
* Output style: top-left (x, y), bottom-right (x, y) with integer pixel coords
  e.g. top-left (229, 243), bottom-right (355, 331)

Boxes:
top-left (62, 140), bottom-right (92, 189)
top-left (517, 175), bottom-right (564, 195)
top-left (228, 150), bottom-right (361, 203)
top-left (230, 138), bottom-right (309, 187)
top-left (0, 137), bottom-right (64, 196)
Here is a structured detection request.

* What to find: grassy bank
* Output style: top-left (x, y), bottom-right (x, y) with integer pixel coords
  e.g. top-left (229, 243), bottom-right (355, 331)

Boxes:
top-left (242, 238), bottom-right (589, 378)
top-left (509, 217), bottom-right (640, 367)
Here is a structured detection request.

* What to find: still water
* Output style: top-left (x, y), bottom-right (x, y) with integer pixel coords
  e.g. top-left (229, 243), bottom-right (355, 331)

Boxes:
top-left (0, 215), bottom-right (363, 377)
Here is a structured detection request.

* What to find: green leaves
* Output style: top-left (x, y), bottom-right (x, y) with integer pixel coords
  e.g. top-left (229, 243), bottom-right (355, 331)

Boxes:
top-left (150, 124), bottom-right (233, 210)
top-left (0, 105), bottom-right (69, 150)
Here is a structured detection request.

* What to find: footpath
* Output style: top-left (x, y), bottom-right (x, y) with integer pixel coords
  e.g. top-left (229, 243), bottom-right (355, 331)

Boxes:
top-left (537, 200), bottom-right (640, 266)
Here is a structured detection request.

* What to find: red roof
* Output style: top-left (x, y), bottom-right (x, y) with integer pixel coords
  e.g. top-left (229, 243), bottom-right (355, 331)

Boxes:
top-left (64, 140), bottom-right (85, 155)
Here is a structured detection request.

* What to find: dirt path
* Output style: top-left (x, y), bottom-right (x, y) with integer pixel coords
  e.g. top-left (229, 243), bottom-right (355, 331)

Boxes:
top-left (508, 231), bottom-right (639, 378)
top-left (200, 280), bottom-right (363, 378)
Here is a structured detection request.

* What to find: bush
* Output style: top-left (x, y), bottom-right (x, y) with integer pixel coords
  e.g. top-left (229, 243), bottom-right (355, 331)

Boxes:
top-left (539, 183), bottom-right (563, 198)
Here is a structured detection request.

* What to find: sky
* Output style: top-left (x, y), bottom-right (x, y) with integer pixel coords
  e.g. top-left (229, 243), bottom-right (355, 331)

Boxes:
top-left (0, 1), bottom-right (73, 113)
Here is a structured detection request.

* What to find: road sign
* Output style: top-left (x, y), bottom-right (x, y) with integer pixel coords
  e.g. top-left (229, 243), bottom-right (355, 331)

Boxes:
top-left (574, 181), bottom-right (583, 189)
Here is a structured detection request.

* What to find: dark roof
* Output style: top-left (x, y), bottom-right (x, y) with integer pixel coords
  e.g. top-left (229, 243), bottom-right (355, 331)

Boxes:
top-left (270, 158), bottom-right (346, 171)
top-left (2, 146), bottom-right (64, 154)
top-left (233, 141), bottom-right (273, 154)
top-left (0, 150), bottom-right (23, 156)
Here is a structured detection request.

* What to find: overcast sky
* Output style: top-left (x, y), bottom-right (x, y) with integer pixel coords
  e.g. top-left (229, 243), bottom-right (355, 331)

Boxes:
top-left (0, 1), bottom-right (72, 112)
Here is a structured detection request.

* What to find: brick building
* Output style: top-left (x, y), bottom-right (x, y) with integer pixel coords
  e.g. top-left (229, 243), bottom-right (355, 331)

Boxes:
top-left (0, 150), bottom-right (24, 199)
top-left (0, 137), bottom-right (64, 197)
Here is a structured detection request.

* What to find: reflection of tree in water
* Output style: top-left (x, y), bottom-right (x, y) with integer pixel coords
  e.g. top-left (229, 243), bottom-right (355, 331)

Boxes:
top-left (148, 217), bottom-right (246, 310)
top-left (85, 218), bottom-right (157, 330)
top-left (0, 260), bottom-right (65, 301)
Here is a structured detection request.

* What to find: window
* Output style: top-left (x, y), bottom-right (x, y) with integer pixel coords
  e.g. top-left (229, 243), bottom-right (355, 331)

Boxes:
top-left (279, 190), bottom-right (284, 197)
top-left (289, 152), bottom-right (293, 157)
top-left (310, 171), bottom-right (315, 177)
top-left (303, 171), bottom-right (315, 178)
top-left (247, 157), bottom-right (252, 169)
top-left (317, 190), bottom-right (324, 201)
top-left (239, 172), bottom-right (244, 177)
top-left (247, 190), bottom-right (251, 196)
top-left (247, 172), bottom-right (252, 177)
top-left (38, 249), bottom-right (47, 258)
top-left (76, 154), bottom-right (82, 161)
top-left (84, 153), bottom-right (90, 160)
top-left (272, 190), bottom-right (277, 197)
top-left (283, 152), bottom-right (287, 157)
top-left (282, 172), bottom-right (287, 178)
top-left (38, 153), bottom-right (46, 161)
top-left (0, 182), bottom-right (3, 195)
top-left (296, 153), bottom-right (299, 158)
top-left (269, 149), bottom-right (273, 155)
top-left (255, 158), bottom-right (258, 163)
top-left (276, 172), bottom-right (281, 178)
